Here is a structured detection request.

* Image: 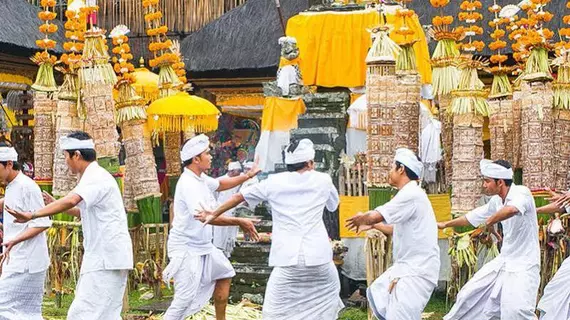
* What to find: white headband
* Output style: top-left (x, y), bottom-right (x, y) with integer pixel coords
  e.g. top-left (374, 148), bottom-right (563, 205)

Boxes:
top-left (285, 139), bottom-right (315, 165)
top-left (180, 134), bottom-right (209, 162)
top-left (394, 148), bottom-right (423, 178)
top-left (228, 161), bottom-right (242, 171)
top-left (60, 136), bottom-right (95, 150)
top-left (0, 147), bottom-right (18, 162)
top-left (480, 159), bottom-right (513, 180)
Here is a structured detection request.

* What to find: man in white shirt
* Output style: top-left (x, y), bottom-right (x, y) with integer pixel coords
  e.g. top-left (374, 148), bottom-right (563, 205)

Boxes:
top-left (0, 145), bottom-right (51, 320)
top-left (438, 159), bottom-right (540, 320)
top-left (534, 191), bottom-right (570, 320)
top-left (163, 134), bottom-right (260, 320)
top-left (346, 148), bottom-right (440, 320)
top-left (197, 138), bottom-right (344, 320)
top-left (213, 161), bottom-right (242, 257)
top-left (7, 131), bottom-right (133, 320)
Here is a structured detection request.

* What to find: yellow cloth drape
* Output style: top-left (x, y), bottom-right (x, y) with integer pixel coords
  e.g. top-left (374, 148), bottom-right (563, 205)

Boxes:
top-left (339, 195), bottom-right (370, 238)
top-left (285, 10), bottom-right (432, 88)
top-left (338, 193), bottom-right (451, 238)
top-left (217, 94), bottom-right (265, 107)
top-left (261, 97), bottom-right (306, 131)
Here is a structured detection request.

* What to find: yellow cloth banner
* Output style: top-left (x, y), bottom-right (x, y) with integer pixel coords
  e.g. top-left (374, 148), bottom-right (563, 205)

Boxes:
top-left (285, 10), bottom-right (432, 88)
top-left (339, 195), bottom-right (370, 238)
top-left (261, 97), bottom-right (306, 131)
top-left (338, 193), bottom-right (451, 238)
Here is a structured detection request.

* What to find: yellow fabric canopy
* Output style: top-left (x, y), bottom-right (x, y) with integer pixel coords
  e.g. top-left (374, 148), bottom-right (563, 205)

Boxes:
top-left (261, 97), bottom-right (306, 131)
top-left (146, 92), bottom-right (220, 133)
top-left (285, 10), bottom-right (432, 88)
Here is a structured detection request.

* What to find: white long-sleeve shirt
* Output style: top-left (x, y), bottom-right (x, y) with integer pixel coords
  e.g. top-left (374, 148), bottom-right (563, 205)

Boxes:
top-left (242, 170), bottom-right (339, 267)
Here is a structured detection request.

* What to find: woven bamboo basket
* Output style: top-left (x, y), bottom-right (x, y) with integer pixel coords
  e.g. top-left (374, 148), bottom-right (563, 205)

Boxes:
top-left (82, 84), bottom-right (120, 159)
top-left (365, 229), bottom-right (392, 320)
top-left (33, 92), bottom-right (56, 180)
top-left (553, 109), bottom-right (570, 190)
top-left (488, 99), bottom-right (514, 165)
top-left (52, 99), bottom-right (83, 197)
top-left (521, 81), bottom-right (554, 190)
top-left (164, 131), bottom-right (181, 177)
top-left (438, 94), bottom-right (453, 188)
top-left (451, 114), bottom-right (484, 213)
top-left (393, 73), bottom-right (421, 153)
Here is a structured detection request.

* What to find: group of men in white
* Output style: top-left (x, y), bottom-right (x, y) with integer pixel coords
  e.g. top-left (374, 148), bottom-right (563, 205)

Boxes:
top-left (0, 130), bottom-right (569, 319)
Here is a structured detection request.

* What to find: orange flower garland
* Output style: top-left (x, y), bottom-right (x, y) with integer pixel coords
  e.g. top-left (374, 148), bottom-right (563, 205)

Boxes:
top-left (487, 0), bottom-right (508, 66)
top-left (430, 0), bottom-right (449, 8)
top-left (61, 7), bottom-right (87, 70)
top-left (458, 0), bottom-right (484, 52)
top-left (110, 33), bottom-right (135, 84)
top-left (36, 0), bottom-right (57, 52)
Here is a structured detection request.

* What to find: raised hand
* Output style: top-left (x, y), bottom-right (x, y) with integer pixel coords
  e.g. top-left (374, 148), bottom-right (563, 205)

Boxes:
top-left (42, 191), bottom-right (55, 205)
top-left (5, 206), bottom-right (32, 223)
top-left (345, 212), bottom-right (372, 233)
top-left (247, 156), bottom-right (262, 178)
top-left (239, 218), bottom-right (260, 242)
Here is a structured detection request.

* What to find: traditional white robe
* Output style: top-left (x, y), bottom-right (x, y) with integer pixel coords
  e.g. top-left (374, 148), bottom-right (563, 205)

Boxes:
top-left (444, 184), bottom-right (540, 320)
top-left (164, 168), bottom-right (236, 320)
top-left (213, 174), bottom-right (241, 257)
top-left (241, 170), bottom-right (344, 319)
top-left (366, 181), bottom-right (440, 319)
top-left (68, 162), bottom-right (133, 320)
top-left (0, 173), bottom-right (51, 320)
top-left (538, 257), bottom-right (570, 320)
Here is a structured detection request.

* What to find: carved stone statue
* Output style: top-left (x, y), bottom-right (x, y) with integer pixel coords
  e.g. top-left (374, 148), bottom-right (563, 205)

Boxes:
top-left (263, 37), bottom-right (308, 97)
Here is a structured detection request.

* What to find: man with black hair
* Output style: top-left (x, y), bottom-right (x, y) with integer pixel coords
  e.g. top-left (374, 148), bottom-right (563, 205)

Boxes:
top-left (346, 148), bottom-right (439, 319)
top-left (196, 138), bottom-right (344, 320)
top-left (6, 130), bottom-right (133, 320)
top-left (0, 144), bottom-right (51, 319)
top-left (438, 159), bottom-right (540, 320)
top-left (163, 134), bottom-right (260, 320)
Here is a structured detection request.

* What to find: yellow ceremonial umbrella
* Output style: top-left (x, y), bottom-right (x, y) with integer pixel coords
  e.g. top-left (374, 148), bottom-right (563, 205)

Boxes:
top-left (146, 91), bottom-right (220, 133)
top-left (131, 67), bottom-right (159, 103)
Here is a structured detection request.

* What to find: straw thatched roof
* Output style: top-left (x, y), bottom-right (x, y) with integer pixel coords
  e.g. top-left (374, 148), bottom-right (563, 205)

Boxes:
top-left (0, 0), bottom-right (65, 56)
top-left (181, 0), bottom-right (308, 74)
top-left (183, 0), bottom-right (565, 73)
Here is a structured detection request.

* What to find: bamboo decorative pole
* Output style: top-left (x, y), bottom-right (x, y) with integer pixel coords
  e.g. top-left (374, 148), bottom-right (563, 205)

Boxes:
top-left (79, 8), bottom-right (120, 175)
top-left (393, 2), bottom-right (420, 154)
top-left (487, 1), bottom-right (514, 165)
top-left (449, 0), bottom-right (487, 214)
top-left (110, 26), bottom-right (162, 225)
top-left (518, 1), bottom-right (555, 190)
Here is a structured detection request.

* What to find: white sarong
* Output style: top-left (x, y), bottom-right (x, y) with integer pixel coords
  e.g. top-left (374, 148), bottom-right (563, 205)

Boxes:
top-left (262, 256), bottom-right (344, 320)
top-left (163, 248), bottom-right (235, 320)
top-left (367, 267), bottom-right (435, 320)
top-left (538, 257), bottom-right (570, 320)
top-left (444, 259), bottom-right (539, 320)
top-left (0, 270), bottom-right (46, 320)
top-left (67, 269), bottom-right (128, 320)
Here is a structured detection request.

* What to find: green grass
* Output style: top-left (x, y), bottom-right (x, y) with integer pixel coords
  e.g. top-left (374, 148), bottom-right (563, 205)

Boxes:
top-left (43, 287), bottom-right (448, 319)
top-left (338, 292), bottom-right (448, 320)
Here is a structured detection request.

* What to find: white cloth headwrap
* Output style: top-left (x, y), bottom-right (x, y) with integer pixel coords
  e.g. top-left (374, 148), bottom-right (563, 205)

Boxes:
top-left (228, 161), bottom-right (242, 171)
top-left (394, 148), bottom-right (423, 178)
top-left (0, 147), bottom-right (18, 161)
top-left (285, 139), bottom-right (315, 164)
top-left (59, 136), bottom-right (95, 150)
top-left (180, 134), bottom-right (209, 162)
top-left (480, 159), bottom-right (513, 180)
